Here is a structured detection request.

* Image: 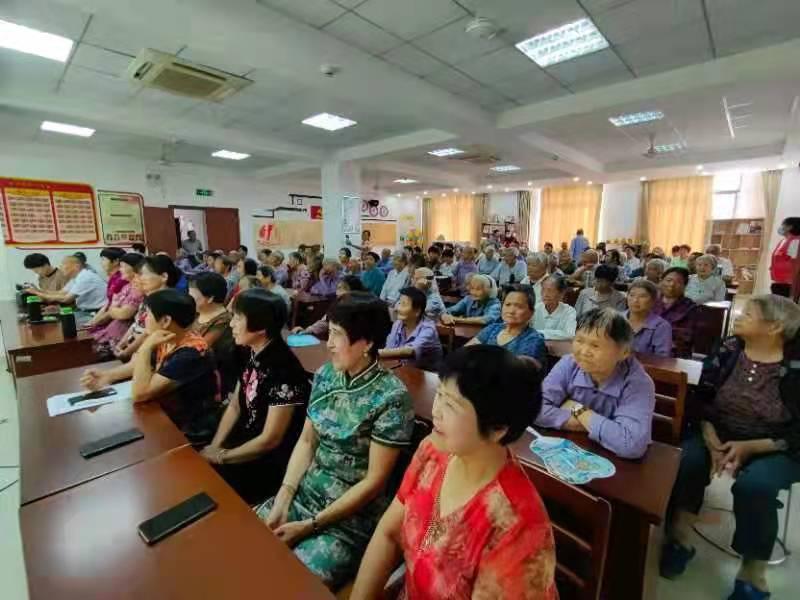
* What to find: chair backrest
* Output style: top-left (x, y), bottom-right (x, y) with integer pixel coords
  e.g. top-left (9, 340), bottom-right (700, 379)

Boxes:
top-left (693, 304), bottom-right (726, 355)
top-left (644, 365), bottom-right (689, 446)
top-left (520, 463), bottom-right (612, 600)
top-left (564, 286), bottom-right (581, 307)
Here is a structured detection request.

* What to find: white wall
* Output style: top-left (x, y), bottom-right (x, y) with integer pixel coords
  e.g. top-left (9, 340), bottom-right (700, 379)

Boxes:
top-left (0, 140), bottom-right (319, 298)
top-left (486, 192), bottom-right (518, 223)
top-left (599, 181), bottom-right (641, 243)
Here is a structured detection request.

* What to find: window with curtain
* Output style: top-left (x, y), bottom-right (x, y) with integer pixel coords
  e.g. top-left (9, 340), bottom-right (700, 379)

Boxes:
top-left (640, 176), bottom-right (712, 252)
top-left (539, 184), bottom-right (602, 248)
top-left (423, 194), bottom-right (482, 246)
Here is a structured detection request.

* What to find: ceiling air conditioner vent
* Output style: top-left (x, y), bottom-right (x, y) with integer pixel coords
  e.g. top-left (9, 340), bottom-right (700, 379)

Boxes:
top-left (126, 49), bottom-right (252, 101)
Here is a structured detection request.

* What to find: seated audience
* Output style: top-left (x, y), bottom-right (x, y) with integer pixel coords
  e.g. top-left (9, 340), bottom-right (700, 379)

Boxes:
top-left (377, 248), bottom-right (393, 275)
top-left (536, 308), bottom-right (655, 459)
top-left (380, 287), bottom-right (443, 371)
top-left (521, 252), bottom-right (549, 300)
top-left (671, 244), bottom-right (691, 269)
top-left (23, 253), bottom-right (68, 291)
top-left (660, 295), bottom-right (800, 600)
top-left (257, 248), bottom-right (272, 266)
top-left (606, 249), bottom-right (623, 269)
top-left (256, 265), bottom-right (291, 311)
top-left (653, 267), bottom-right (697, 356)
top-left (467, 284), bottom-right (546, 365)
top-left (200, 289), bottom-right (311, 504)
top-left (293, 275), bottom-right (364, 339)
top-left (352, 345), bottom-right (557, 600)
top-left (339, 247), bottom-right (353, 274)
top-left (99, 248), bottom-right (127, 302)
top-left (269, 250), bottom-right (289, 286)
top-left (237, 257), bottom-right (258, 279)
top-left (426, 245), bottom-right (442, 272)
top-left (87, 253), bottom-right (144, 356)
top-left (568, 250), bottom-right (599, 288)
top-left (687, 251), bottom-right (703, 275)
top-left (310, 258), bottom-right (342, 297)
top-left (287, 251), bottom-right (311, 294)
top-left (188, 273), bottom-right (237, 396)
top-left (361, 251), bottom-right (387, 297)
top-left (81, 289), bottom-right (221, 441)
top-left (638, 257), bottom-right (667, 284)
top-left (686, 254), bottom-right (726, 303)
top-left (557, 247), bottom-right (576, 275)
top-left (441, 274), bottom-right (500, 326)
top-left (706, 243), bottom-right (734, 280)
top-left (438, 248), bottom-right (455, 277)
top-left (214, 254), bottom-right (237, 291)
top-left (452, 246), bottom-right (479, 293)
top-left (626, 280), bottom-right (672, 357)
top-left (574, 265), bottom-right (627, 316)
top-left (491, 247), bottom-right (527, 286)
top-left (477, 244), bottom-right (499, 275)
top-left (131, 243), bottom-right (147, 255)
top-left (623, 245), bottom-right (641, 277)
top-left (255, 293), bottom-right (414, 589)
top-left (26, 255), bottom-right (107, 311)
top-left (414, 267), bottom-right (445, 321)
top-left (533, 275), bottom-right (578, 341)
top-left (115, 255), bottom-right (179, 359)
top-left (543, 241), bottom-right (554, 257)
top-left (379, 253), bottom-right (411, 306)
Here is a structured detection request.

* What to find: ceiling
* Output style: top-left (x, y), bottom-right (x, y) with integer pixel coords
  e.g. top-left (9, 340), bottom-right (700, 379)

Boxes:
top-left (0, 0), bottom-right (798, 192)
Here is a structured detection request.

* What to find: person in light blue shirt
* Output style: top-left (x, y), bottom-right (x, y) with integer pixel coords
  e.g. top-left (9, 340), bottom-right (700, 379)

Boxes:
top-left (380, 253), bottom-right (411, 306)
top-left (491, 248), bottom-right (527, 286)
top-left (441, 274), bottom-right (501, 326)
top-left (360, 252), bottom-right (386, 296)
top-left (379, 287), bottom-right (443, 371)
top-left (569, 229), bottom-right (591, 263)
top-left (413, 267), bottom-right (445, 321)
top-left (478, 245), bottom-right (500, 275)
top-left (377, 248), bottom-right (394, 275)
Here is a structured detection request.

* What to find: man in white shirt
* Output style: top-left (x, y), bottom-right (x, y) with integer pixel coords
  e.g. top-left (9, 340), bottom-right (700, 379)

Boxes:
top-left (533, 275), bottom-right (577, 340)
top-left (520, 252), bottom-right (550, 302)
top-left (27, 255), bottom-right (107, 311)
top-left (380, 253), bottom-right (411, 306)
top-left (705, 244), bottom-right (734, 280)
top-left (491, 248), bottom-right (527, 286)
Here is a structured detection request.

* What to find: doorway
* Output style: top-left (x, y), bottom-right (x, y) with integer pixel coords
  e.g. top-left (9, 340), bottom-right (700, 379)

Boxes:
top-left (173, 208), bottom-right (208, 251)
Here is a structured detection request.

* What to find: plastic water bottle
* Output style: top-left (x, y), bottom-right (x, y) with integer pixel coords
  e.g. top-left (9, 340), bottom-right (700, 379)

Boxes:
top-left (60, 307), bottom-right (77, 338)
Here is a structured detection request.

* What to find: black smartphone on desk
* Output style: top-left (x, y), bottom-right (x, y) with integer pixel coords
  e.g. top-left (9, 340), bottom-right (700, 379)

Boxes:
top-left (67, 388), bottom-right (117, 406)
top-left (79, 427), bottom-right (143, 458)
top-left (138, 493), bottom-right (217, 545)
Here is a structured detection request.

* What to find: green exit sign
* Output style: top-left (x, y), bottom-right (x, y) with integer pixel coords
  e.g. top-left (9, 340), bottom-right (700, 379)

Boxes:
top-left (196, 188), bottom-right (214, 197)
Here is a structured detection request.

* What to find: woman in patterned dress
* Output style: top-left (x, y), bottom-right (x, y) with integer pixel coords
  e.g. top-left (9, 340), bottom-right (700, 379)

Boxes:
top-left (255, 292), bottom-right (415, 589)
top-left (351, 345), bottom-right (558, 599)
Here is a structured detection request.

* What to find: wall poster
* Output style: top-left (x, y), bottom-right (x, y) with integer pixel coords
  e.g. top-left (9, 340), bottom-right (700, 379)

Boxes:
top-left (0, 178), bottom-right (99, 244)
top-left (98, 190), bottom-right (146, 245)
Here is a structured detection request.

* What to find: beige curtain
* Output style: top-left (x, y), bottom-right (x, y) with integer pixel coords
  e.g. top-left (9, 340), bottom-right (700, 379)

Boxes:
top-left (755, 170), bottom-right (783, 292)
top-left (641, 176), bottom-right (712, 252)
top-left (424, 194), bottom-right (482, 246)
top-left (539, 184), bottom-right (602, 249)
top-left (517, 191), bottom-right (531, 245)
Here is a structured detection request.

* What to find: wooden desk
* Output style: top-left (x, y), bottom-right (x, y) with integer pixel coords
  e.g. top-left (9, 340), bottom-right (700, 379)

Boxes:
top-left (17, 363), bottom-right (189, 505)
top-left (291, 293), bottom-right (332, 328)
top-left (394, 365), bottom-right (681, 600)
top-left (20, 446), bottom-right (334, 600)
top-left (0, 300), bottom-right (101, 379)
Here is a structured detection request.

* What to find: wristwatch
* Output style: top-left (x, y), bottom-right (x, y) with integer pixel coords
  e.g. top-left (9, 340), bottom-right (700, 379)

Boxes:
top-left (571, 404), bottom-right (589, 420)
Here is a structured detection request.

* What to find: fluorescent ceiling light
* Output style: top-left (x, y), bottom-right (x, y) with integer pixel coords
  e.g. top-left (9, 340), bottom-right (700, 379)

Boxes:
top-left (40, 121), bottom-right (94, 138)
top-left (527, 181), bottom-right (533, 186)
top-left (393, 178), bottom-right (418, 184)
top-left (778, 163), bottom-right (787, 169)
top-left (212, 149), bottom-right (250, 160)
top-left (572, 177), bottom-right (580, 182)
top-left (654, 143), bottom-right (684, 154)
top-left (428, 147), bottom-right (464, 157)
top-left (696, 164), bottom-right (704, 170)
top-left (587, 181), bottom-right (593, 185)
top-left (423, 190), bottom-right (429, 194)
top-left (0, 19), bottom-right (74, 62)
top-left (504, 188), bottom-right (510, 192)
top-left (302, 112), bottom-right (357, 131)
top-left (608, 110), bottom-right (664, 127)
top-left (516, 18), bottom-right (609, 68)
top-left (486, 184), bottom-right (493, 189)
top-left (490, 165), bottom-right (521, 172)
top-left (640, 176), bottom-right (647, 181)
top-left (453, 188), bottom-right (459, 192)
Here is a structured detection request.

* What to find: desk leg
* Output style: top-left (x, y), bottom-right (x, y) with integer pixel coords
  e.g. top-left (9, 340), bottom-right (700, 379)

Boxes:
top-left (602, 504), bottom-right (651, 600)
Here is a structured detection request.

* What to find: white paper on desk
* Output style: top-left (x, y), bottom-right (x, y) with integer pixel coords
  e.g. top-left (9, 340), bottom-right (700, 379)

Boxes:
top-left (46, 381), bottom-right (133, 417)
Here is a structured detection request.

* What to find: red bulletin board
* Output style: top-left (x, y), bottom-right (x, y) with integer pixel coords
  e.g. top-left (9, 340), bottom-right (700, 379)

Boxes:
top-left (0, 178), bottom-right (99, 245)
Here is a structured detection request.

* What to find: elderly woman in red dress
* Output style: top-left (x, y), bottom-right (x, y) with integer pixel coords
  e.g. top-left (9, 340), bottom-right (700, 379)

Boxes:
top-left (351, 345), bottom-right (557, 600)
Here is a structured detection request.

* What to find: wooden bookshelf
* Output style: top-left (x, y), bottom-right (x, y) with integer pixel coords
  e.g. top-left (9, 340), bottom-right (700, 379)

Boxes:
top-left (709, 218), bottom-right (764, 294)
top-left (481, 220), bottom-right (515, 239)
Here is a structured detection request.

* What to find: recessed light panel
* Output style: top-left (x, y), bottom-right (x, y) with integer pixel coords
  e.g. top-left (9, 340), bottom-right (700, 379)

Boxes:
top-left (393, 178), bottom-right (418, 184)
top-left (609, 110), bottom-right (664, 127)
top-left (654, 143), bottom-right (685, 154)
top-left (490, 165), bottom-right (521, 172)
top-left (212, 149), bottom-right (250, 160)
top-left (0, 19), bottom-right (74, 62)
top-left (301, 113), bottom-right (357, 131)
top-left (40, 121), bottom-right (94, 137)
top-left (516, 18), bottom-right (609, 68)
top-left (428, 148), bottom-right (465, 157)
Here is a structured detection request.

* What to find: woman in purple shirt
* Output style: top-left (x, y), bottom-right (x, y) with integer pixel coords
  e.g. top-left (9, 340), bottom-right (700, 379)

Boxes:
top-left (626, 279), bottom-right (672, 357)
top-left (309, 259), bottom-right (341, 297)
top-left (379, 287), bottom-right (443, 371)
top-left (653, 267), bottom-right (697, 357)
top-left (536, 308), bottom-right (656, 459)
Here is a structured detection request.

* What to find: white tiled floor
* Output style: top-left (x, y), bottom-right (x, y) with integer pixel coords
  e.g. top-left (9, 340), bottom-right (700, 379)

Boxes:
top-left (0, 348), bottom-right (797, 600)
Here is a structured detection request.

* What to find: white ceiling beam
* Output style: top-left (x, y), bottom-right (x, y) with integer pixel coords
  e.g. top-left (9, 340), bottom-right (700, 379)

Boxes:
top-left (372, 160), bottom-right (476, 190)
top-left (499, 39), bottom-right (800, 130)
top-left (334, 129), bottom-right (458, 162)
top-left (252, 161), bottom-right (319, 180)
top-left (517, 132), bottom-right (605, 176)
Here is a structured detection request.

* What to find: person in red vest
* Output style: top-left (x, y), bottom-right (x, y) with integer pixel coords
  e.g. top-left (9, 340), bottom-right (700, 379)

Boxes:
top-left (770, 217), bottom-right (800, 298)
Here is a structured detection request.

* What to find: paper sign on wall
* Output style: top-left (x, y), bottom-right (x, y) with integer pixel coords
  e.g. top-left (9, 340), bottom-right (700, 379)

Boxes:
top-left (98, 190), bottom-right (146, 245)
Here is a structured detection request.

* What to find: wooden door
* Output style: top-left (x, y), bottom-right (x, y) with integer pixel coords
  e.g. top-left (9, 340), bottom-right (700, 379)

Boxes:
top-left (143, 206), bottom-right (177, 256)
top-left (205, 208), bottom-right (240, 252)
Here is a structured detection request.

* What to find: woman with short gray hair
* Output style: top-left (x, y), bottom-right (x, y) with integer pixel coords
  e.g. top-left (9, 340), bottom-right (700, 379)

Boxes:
top-left (685, 254), bottom-right (726, 303)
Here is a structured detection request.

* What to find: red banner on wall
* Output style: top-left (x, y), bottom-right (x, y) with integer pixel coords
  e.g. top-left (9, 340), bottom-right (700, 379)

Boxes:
top-left (0, 178), bottom-right (99, 245)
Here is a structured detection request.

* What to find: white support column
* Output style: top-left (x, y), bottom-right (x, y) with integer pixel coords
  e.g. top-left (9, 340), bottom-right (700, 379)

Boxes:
top-left (321, 160), bottom-right (362, 257)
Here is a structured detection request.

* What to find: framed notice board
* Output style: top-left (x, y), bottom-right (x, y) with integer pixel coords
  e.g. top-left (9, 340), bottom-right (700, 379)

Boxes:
top-left (0, 177), bottom-right (99, 245)
top-left (98, 190), bottom-right (146, 245)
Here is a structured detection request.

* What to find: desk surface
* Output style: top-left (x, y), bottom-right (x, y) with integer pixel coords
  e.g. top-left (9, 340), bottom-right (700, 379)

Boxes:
top-left (20, 446), bottom-right (334, 600)
top-left (0, 300), bottom-right (92, 352)
top-left (17, 363), bottom-right (188, 505)
top-left (394, 365), bottom-right (680, 523)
